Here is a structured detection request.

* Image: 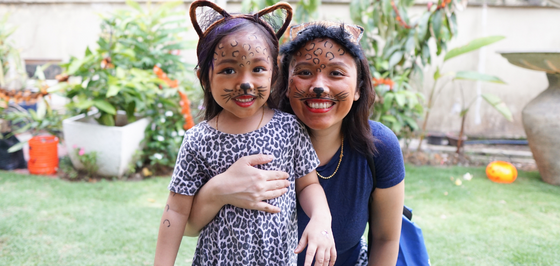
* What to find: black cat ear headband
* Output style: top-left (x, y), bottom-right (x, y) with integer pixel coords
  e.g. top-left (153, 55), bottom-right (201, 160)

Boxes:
top-left (280, 21), bottom-right (365, 59)
top-left (189, 0), bottom-right (293, 41)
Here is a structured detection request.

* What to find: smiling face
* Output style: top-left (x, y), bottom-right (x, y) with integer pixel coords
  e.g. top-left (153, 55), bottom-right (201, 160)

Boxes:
top-left (286, 38), bottom-right (359, 132)
top-left (209, 29), bottom-right (273, 120)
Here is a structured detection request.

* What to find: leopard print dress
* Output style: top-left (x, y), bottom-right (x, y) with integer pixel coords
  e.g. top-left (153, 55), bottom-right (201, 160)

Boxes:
top-left (169, 109), bottom-right (320, 265)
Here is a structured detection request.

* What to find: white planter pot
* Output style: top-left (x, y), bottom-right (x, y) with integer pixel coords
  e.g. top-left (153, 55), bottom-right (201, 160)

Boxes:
top-left (63, 111), bottom-right (150, 177)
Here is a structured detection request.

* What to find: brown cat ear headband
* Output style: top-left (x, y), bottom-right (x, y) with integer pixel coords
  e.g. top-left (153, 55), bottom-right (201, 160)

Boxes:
top-left (189, 0), bottom-right (293, 41)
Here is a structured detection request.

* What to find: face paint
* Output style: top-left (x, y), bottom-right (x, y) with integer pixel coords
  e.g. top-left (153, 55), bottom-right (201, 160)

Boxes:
top-left (163, 219), bottom-right (171, 227)
top-left (287, 38), bottom-right (359, 132)
top-left (209, 29), bottom-right (272, 120)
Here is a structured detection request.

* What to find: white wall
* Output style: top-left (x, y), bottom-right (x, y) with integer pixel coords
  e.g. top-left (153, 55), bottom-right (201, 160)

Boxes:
top-left (3, 0), bottom-right (560, 138)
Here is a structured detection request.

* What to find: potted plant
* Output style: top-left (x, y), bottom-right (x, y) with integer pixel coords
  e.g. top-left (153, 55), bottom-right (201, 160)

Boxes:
top-left (49, 0), bottom-right (199, 177)
top-left (1, 61), bottom-right (64, 172)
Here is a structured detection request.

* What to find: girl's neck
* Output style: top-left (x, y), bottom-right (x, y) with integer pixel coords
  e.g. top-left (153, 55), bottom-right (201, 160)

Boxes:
top-left (309, 126), bottom-right (343, 167)
top-left (211, 106), bottom-right (272, 135)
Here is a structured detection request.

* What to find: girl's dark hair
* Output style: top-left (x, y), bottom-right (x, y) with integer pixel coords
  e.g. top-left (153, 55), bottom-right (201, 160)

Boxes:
top-left (274, 23), bottom-right (377, 155)
top-left (196, 18), bottom-right (279, 121)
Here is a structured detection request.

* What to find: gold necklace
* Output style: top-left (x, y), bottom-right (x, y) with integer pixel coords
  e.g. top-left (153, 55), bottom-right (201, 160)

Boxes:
top-left (317, 137), bottom-right (344, 180)
top-left (216, 106), bottom-right (265, 131)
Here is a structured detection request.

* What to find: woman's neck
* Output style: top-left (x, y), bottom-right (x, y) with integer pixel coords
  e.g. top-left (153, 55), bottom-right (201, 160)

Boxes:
top-left (309, 126), bottom-right (343, 167)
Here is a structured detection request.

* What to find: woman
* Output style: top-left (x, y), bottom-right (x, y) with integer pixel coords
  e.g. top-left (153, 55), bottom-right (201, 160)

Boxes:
top-left (184, 21), bottom-right (405, 266)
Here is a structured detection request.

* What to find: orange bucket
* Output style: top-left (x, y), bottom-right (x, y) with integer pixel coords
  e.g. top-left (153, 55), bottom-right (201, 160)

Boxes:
top-left (28, 135), bottom-right (59, 175)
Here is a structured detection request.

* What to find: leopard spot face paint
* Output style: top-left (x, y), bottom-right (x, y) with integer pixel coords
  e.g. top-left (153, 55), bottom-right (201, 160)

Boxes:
top-left (210, 29), bottom-right (273, 120)
top-left (287, 38), bottom-right (359, 131)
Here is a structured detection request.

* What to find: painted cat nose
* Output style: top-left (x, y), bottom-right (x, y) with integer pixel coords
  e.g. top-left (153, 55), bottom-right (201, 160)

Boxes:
top-left (240, 83), bottom-right (253, 93)
top-left (313, 87), bottom-right (324, 98)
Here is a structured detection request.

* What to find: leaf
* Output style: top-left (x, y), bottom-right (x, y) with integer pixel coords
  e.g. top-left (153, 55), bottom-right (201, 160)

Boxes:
top-left (395, 93), bottom-right (406, 107)
top-left (125, 0), bottom-right (143, 13)
top-left (75, 99), bottom-right (94, 110)
top-left (67, 58), bottom-right (84, 75)
top-left (434, 66), bottom-right (441, 80)
top-left (46, 82), bottom-right (69, 93)
top-left (98, 113), bottom-right (115, 126)
top-left (417, 12), bottom-right (431, 39)
top-left (431, 10), bottom-right (443, 40)
top-left (36, 100), bottom-right (47, 120)
top-left (381, 115), bottom-right (397, 124)
top-left (444, 36), bottom-right (505, 62)
top-left (8, 141), bottom-right (27, 153)
top-left (454, 71), bottom-right (506, 84)
top-left (93, 100), bottom-right (117, 115)
top-left (403, 116), bottom-right (419, 130)
top-left (106, 85), bottom-right (121, 98)
top-left (405, 34), bottom-right (416, 53)
top-left (388, 51), bottom-right (404, 68)
top-left (382, 93), bottom-right (395, 111)
top-left (482, 93), bottom-right (513, 121)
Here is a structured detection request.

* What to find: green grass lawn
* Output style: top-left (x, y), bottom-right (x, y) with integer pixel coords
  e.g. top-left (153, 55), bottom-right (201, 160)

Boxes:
top-left (1, 165), bottom-right (559, 266)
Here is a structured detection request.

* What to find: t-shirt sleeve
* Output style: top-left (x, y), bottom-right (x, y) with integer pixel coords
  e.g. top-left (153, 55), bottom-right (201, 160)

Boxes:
top-left (168, 133), bottom-right (210, 196)
top-left (370, 121), bottom-right (405, 188)
top-left (291, 119), bottom-right (320, 179)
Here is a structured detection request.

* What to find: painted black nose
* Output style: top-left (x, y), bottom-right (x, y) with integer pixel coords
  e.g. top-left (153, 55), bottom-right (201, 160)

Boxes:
top-left (240, 83), bottom-right (252, 94)
top-left (313, 87), bottom-right (324, 98)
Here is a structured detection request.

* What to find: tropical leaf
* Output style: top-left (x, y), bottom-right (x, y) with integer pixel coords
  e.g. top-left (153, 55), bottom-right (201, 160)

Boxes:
top-left (444, 36), bottom-right (505, 62)
top-left (482, 93), bottom-right (513, 121)
top-left (8, 141), bottom-right (26, 153)
top-left (454, 71), bottom-right (506, 84)
top-left (93, 100), bottom-right (117, 115)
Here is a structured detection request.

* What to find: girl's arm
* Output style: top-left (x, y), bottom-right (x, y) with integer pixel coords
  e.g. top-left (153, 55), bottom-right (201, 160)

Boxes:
top-left (367, 180), bottom-right (405, 266)
top-left (154, 192), bottom-right (194, 266)
top-left (294, 170), bottom-right (337, 266)
top-left (183, 154), bottom-right (290, 236)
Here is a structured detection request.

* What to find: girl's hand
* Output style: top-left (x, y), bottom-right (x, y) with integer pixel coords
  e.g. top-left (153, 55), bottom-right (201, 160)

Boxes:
top-left (294, 219), bottom-right (337, 266)
top-left (211, 154), bottom-right (290, 213)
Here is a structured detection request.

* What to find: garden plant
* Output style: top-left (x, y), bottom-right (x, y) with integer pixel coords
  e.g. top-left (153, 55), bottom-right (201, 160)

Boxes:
top-left (50, 0), bottom-right (202, 175)
top-left (416, 36), bottom-right (512, 152)
top-left (350, 0), bottom-right (463, 138)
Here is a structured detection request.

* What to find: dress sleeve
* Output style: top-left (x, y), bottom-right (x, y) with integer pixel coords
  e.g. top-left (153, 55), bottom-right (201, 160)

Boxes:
top-left (370, 121), bottom-right (405, 189)
top-left (291, 119), bottom-right (320, 179)
top-left (168, 132), bottom-right (210, 196)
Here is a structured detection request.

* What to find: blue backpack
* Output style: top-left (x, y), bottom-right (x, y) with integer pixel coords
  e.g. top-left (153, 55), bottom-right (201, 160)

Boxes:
top-left (366, 155), bottom-right (431, 266)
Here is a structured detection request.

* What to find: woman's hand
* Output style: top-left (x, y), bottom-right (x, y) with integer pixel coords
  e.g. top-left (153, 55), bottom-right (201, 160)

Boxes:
top-left (295, 218), bottom-right (337, 266)
top-left (184, 154), bottom-right (290, 237)
top-left (210, 154), bottom-right (290, 213)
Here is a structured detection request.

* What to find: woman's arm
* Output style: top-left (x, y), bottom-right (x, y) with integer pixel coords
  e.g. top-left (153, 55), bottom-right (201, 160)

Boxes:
top-left (294, 170), bottom-right (337, 266)
top-left (154, 192), bottom-right (194, 266)
top-left (183, 154), bottom-right (290, 236)
top-left (367, 180), bottom-right (405, 266)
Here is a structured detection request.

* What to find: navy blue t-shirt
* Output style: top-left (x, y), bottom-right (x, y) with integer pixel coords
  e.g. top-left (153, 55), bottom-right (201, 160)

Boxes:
top-left (297, 121), bottom-right (405, 266)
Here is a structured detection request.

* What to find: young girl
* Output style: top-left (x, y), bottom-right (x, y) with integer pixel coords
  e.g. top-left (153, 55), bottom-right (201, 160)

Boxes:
top-left (154, 1), bottom-right (336, 265)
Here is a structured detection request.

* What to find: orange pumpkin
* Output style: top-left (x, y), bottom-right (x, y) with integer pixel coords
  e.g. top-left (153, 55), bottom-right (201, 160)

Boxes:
top-left (486, 161), bottom-right (518, 183)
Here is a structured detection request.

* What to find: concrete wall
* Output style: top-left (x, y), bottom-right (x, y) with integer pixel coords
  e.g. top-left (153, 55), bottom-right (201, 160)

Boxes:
top-left (2, 0), bottom-right (560, 138)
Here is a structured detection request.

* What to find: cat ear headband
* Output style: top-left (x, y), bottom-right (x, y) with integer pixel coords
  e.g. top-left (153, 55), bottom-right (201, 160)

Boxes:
top-left (280, 21), bottom-right (365, 59)
top-left (189, 0), bottom-right (293, 40)
top-left (289, 21), bottom-right (364, 44)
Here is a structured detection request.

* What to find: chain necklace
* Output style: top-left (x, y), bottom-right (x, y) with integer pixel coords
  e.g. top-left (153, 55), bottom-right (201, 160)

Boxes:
top-left (317, 136), bottom-right (344, 180)
top-left (216, 106), bottom-right (265, 132)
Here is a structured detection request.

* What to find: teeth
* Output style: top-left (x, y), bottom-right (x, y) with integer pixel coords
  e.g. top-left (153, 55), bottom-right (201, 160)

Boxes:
top-left (308, 102), bottom-right (332, 109)
top-left (236, 98), bottom-right (254, 103)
